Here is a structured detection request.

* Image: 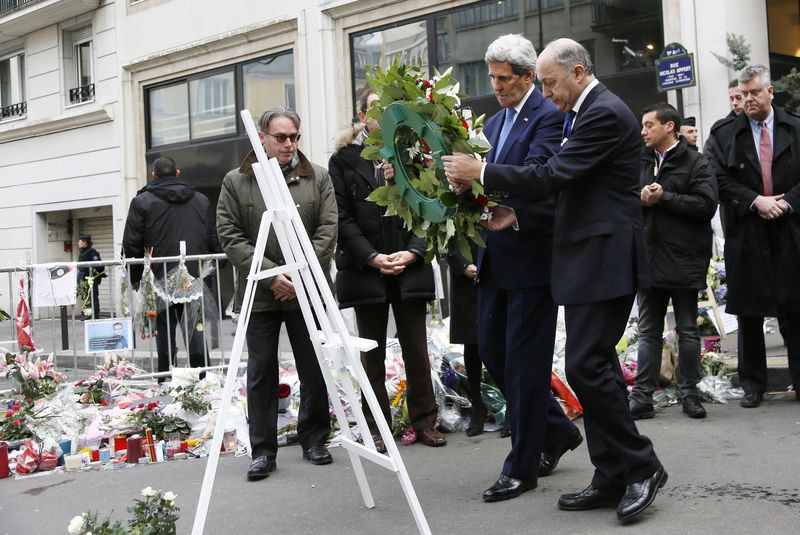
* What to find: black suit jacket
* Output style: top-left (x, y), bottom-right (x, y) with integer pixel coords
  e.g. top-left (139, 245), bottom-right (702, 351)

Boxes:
top-left (484, 83), bottom-right (649, 305)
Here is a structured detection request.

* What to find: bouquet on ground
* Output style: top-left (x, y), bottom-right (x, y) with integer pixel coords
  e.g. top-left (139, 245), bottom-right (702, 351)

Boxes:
top-left (68, 487), bottom-right (179, 535)
top-left (0, 349), bottom-right (66, 401)
top-left (362, 59), bottom-right (492, 261)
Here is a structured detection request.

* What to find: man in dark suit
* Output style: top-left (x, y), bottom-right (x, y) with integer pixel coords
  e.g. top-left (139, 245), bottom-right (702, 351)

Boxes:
top-left (443, 38), bottom-right (666, 523)
top-left (472, 34), bottom-right (582, 503)
top-left (705, 64), bottom-right (800, 407)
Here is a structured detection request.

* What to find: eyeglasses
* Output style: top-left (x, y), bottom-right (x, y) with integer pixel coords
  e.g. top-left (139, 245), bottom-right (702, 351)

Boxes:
top-left (265, 132), bottom-right (301, 143)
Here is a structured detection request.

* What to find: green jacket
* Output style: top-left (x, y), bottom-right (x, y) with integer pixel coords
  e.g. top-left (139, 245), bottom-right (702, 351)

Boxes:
top-left (216, 150), bottom-right (338, 312)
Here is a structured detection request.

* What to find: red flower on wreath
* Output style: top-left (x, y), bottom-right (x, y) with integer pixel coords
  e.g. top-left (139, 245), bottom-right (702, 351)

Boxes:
top-left (461, 118), bottom-right (469, 131)
top-left (278, 383), bottom-right (291, 399)
top-left (474, 194), bottom-right (489, 207)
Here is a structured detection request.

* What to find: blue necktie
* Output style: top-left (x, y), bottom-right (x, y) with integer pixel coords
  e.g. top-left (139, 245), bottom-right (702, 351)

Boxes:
top-left (495, 108), bottom-right (517, 157)
top-left (562, 110), bottom-right (577, 140)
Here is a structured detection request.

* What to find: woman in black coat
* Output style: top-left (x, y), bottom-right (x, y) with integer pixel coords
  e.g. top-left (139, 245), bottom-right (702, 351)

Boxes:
top-left (446, 249), bottom-right (488, 436)
top-left (329, 91), bottom-right (446, 450)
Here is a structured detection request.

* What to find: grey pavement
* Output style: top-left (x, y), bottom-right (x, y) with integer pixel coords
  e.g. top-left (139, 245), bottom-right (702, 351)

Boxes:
top-left (2, 398), bottom-right (799, 534)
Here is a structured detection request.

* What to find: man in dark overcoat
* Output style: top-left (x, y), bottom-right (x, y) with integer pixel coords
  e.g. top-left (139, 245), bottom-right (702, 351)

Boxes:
top-left (705, 64), bottom-right (800, 407)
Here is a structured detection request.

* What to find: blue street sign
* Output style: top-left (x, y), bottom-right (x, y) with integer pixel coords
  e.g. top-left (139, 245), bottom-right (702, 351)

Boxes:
top-left (655, 42), bottom-right (696, 92)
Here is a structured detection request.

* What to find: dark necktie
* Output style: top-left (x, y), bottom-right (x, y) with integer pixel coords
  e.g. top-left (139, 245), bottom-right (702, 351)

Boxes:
top-left (758, 121), bottom-right (773, 196)
top-left (562, 110), bottom-right (577, 140)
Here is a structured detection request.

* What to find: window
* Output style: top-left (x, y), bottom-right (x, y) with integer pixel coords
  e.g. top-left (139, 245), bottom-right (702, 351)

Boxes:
top-left (63, 26), bottom-right (94, 105)
top-left (243, 53), bottom-right (295, 119)
top-left (351, 0), bottom-right (663, 116)
top-left (0, 52), bottom-right (26, 121)
top-left (146, 51), bottom-right (294, 149)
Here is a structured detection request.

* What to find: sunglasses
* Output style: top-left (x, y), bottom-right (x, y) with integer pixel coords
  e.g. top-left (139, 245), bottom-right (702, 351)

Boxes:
top-left (265, 132), bottom-right (301, 143)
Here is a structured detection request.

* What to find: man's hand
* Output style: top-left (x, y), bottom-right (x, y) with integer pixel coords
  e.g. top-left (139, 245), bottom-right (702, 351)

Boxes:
top-left (383, 161), bottom-right (395, 180)
top-left (270, 273), bottom-right (296, 301)
top-left (368, 253), bottom-right (393, 273)
top-left (442, 153), bottom-right (483, 193)
top-left (640, 183), bottom-right (663, 207)
top-left (480, 205), bottom-right (517, 232)
top-left (463, 264), bottom-right (478, 279)
top-left (754, 194), bottom-right (787, 220)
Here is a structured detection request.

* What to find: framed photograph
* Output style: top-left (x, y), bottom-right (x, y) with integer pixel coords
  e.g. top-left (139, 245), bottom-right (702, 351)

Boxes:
top-left (85, 318), bottom-right (133, 353)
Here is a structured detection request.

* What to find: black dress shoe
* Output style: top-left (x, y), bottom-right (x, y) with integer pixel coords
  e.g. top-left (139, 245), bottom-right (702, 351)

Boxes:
top-left (482, 475), bottom-right (536, 502)
top-left (559, 484), bottom-right (623, 511)
top-left (629, 399), bottom-right (655, 420)
top-left (302, 444), bottom-right (333, 465)
top-left (499, 422), bottom-right (511, 438)
top-left (740, 391), bottom-right (764, 408)
top-left (616, 466), bottom-right (668, 522)
top-left (540, 428), bottom-right (583, 477)
top-left (466, 405), bottom-right (487, 437)
top-left (247, 456), bottom-right (276, 481)
top-left (681, 394), bottom-right (707, 418)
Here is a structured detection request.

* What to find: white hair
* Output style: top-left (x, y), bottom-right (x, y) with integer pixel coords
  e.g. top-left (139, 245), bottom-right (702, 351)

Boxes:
top-left (484, 34), bottom-right (537, 75)
top-left (543, 38), bottom-right (594, 75)
top-left (738, 64), bottom-right (771, 86)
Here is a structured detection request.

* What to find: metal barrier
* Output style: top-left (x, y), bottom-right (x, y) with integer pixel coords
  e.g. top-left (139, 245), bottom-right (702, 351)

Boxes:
top-left (0, 253), bottom-right (233, 377)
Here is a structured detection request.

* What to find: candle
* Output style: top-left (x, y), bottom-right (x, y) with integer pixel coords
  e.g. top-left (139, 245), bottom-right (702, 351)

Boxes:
top-left (91, 449), bottom-right (100, 462)
top-left (145, 428), bottom-right (156, 462)
top-left (0, 442), bottom-right (8, 479)
top-left (127, 436), bottom-right (142, 463)
top-left (58, 439), bottom-right (72, 456)
top-left (99, 447), bottom-right (111, 463)
top-left (64, 454), bottom-right (82, 471)
top-left (114, 434), bottom-right (127, 453)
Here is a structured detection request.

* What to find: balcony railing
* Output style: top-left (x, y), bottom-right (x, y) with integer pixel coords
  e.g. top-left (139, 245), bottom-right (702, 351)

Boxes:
top-left (0, 101), bottom-right (26, 119)
top-left (0, 0), bottom-right (41, 15)
top-left (69, 83), bottom-right (95, 105)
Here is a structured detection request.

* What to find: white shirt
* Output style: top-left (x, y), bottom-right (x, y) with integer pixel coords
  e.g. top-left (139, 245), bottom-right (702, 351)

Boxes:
top-left (653, 140), bottom-right (680, 172)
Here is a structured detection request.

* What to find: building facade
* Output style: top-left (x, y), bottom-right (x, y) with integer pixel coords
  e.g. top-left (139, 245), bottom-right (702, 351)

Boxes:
top-left (1, 0), bottom-right (798, 315)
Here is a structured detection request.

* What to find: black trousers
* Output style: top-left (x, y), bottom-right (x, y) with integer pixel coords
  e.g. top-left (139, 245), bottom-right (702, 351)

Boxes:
top-left (631, 288), bottom-right (702, 404)
top-left (738, 312), bottom-right (800, 394)
top-left (479, 267), bottom-right (577, 481)
top-left (354, 286), bottom-right (438, 434)
top-left (564, 294), bottom-right (661, 491)
top-left (246, 310), bottom-right (330, 460)
top-left (155, 303), bottom-right (206, 373)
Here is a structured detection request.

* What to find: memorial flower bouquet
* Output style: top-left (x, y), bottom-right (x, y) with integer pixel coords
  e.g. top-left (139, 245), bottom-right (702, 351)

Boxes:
top-left (0, 350), bottom-right (65, 401)
top-left (362, 59), bottom-right (493, 261)
top-left (0, 399), bottom-right (34, 441)
top-left (67, 487), bottom-right (179, 535)
top-left (138, 249), bottom-right (159, 339)
top-left (126, 401), bottom-right (191, 440)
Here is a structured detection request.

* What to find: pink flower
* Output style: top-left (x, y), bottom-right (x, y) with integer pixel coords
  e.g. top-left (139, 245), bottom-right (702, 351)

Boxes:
top-left (12, 419), bottom-right (21, 427)
top-left (4, 411), bottom-right (12, 418)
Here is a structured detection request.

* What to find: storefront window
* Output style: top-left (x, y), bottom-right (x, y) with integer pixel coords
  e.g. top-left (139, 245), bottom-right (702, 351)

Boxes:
top-left (189, 71), bottom-right (236, 140)
top-left (351, 0), bottom-right (663, 116)
top-left (148, 82), bottom-right (190, 147)
top-left (243, 52), bottom-right (295, 118)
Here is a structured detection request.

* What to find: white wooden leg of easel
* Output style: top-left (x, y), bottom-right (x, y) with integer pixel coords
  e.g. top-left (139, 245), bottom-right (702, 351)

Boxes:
top-left (192, 214), bottom-right (271, 535)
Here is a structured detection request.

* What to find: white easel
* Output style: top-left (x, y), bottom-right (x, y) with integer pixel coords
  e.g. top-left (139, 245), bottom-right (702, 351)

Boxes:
top-left (191, 110), bottom-right (431, 534)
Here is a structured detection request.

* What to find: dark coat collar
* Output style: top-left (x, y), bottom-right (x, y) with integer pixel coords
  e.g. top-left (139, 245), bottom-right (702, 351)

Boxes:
top-left (731, 105), bottom-right (793, 170)
top-left (338, 143), bottom-right (378, 188)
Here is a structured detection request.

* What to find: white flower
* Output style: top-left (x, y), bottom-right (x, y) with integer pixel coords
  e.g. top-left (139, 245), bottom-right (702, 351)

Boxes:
top-left (141, 486), bottom-right (157, 497)
top-left (163, 491), bottom-right (177, 503)
top-left (67, 514), bottom-right (86, 534)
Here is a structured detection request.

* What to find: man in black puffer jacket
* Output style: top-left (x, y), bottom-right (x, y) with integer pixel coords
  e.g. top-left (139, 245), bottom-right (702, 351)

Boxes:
top-left (630, 103), bottom-right (718, 421)
top-left (123, 156), bottom-right (222, 373)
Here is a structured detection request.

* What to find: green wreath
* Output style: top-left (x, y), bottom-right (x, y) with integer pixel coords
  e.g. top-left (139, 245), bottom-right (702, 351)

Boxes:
top-left (361, 59), bottom-right (492, 262)
top-left (379, 102), bottom-right (455, 223)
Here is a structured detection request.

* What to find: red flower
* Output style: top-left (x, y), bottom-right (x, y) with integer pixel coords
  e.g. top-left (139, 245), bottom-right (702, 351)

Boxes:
top-left (278, 383), bottom-right (291, 399)
top-left (11, 405), bottom-right (21, 412)
top-left (420, 138), bottom-right (431, 153)
top-left (100, 400), bottom-right (109, 407)
top-left (474, 194), bottom-right (489, 207)
top-left (419, 79), bottom-right (433, 89)
top-left (4, 411), bottom-right (12, 418)
top-left (138, 403), bottom-right (145, 409)
top-left (25, 398), bottom-right (32, 404)
top-left (461, 118), bottom-right (469, 130)
top-left (12, 419), bottom-right (21, 427)
top-left (147, 402), bottom-right (159, 411)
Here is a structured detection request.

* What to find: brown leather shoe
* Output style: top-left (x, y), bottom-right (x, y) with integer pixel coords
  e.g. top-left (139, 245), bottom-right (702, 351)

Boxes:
top-left (419, 428), bottom-right (447, 447)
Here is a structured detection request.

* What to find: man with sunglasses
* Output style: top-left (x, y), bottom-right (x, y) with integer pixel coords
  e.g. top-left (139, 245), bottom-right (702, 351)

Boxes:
top-left (217, 106), bottom-right (338, 481)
